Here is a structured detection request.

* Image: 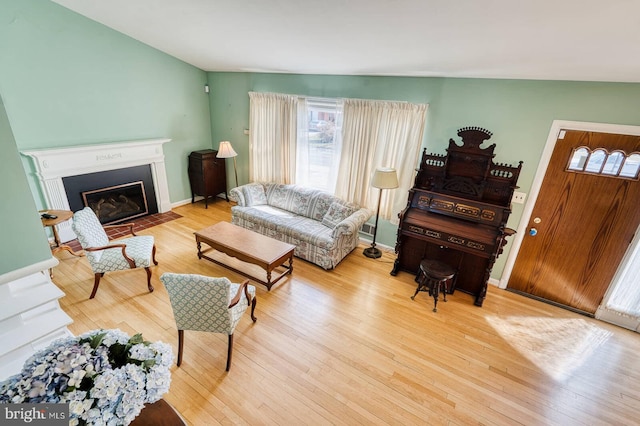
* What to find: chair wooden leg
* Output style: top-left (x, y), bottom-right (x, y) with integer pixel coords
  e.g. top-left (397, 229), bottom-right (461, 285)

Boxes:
top-left (151, 245), bottom-right (158, 265)
top-left (145, 267), bottom-right (154, 293)
top-left (226, 334), bottom-right (234, 372)
top-left (177, 330), bottom-right (184, 367)
top-left (90, 273), bottom-right (104, 299)
top-left (250, 297), bottom-right (257, 322)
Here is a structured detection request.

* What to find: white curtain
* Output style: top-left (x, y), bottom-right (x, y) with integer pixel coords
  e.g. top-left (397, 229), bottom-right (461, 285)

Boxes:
top-left (248, 92), bottom-right (298, 184)
top-left (336, 99), bottom-right (427, 223)
top-left (295, 98), bottom-right (310, 187)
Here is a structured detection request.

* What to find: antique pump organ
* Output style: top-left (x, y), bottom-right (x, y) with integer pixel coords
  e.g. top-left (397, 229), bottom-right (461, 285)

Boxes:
top-left (390, 127), bottom-right (523, 306)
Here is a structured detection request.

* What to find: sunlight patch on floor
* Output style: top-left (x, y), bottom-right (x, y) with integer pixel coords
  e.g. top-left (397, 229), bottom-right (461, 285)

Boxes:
top-left (486, 315), bottom-right (613, 381)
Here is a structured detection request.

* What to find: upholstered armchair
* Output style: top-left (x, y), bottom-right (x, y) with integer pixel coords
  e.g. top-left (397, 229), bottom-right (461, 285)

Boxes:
top-left (160, 273), bottom-right (257, 371)
top-left (71, 207), bottom-right (158, 299)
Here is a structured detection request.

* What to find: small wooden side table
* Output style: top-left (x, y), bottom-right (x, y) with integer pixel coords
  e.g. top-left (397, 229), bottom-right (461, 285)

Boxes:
top-left (131, 399), bottom-right (186, 426)
top-left (40, 209), bottom-right (83, 257)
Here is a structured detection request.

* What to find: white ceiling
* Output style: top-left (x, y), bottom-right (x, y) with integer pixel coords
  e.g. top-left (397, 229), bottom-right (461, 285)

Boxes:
top-left (52, 0), bottom-right (640, 83)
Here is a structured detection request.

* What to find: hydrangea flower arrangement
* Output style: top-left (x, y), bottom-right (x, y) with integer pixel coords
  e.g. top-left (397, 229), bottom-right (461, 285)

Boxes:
top-left (0, 329), bottom-right (173, 426)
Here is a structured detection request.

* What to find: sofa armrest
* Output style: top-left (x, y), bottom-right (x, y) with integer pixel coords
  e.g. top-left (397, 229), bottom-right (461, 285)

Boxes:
top-left (231, 182), bottom-right (269, 207)
top-left (229, 186), bottom-right (246, 205)
top-left (332, 207), bottom-right (373, 238)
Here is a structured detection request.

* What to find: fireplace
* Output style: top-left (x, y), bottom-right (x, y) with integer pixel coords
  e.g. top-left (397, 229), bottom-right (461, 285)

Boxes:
top-left (63, 164), bottom-right (158, 225)
top-left (21, 139), bottom-right (171, 243)
top-left (82, 182), bottom-right (148, 224)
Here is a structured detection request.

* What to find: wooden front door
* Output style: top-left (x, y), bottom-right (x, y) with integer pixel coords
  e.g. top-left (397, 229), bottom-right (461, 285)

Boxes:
top-left (507, 129), bottom-right (640, 314)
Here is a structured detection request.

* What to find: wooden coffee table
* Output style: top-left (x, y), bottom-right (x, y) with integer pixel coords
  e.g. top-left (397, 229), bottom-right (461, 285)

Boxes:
top-left (194, 222), bottom-right (295, 290)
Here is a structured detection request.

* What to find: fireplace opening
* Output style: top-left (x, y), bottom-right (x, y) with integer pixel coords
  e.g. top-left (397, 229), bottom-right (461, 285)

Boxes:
top-left (82, 181), bottom-right (149, 225)
top-left (63, 165), bottom-right (159, 225)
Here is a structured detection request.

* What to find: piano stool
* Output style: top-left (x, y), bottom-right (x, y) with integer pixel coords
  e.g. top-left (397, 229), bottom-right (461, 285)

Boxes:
top-left (411, 259), bottom-right (458, 312)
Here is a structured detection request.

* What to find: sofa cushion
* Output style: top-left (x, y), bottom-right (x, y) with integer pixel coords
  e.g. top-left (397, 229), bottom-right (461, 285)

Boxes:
top-left (265, 183), bottom-right (336, 219)
top-left (232, 205), bottom-right (296, 230)
top-left (308, 192), bottom-right (336, 221)
top-left (265, 184), bottom-right (308, 214)
top-left (242, 183), bottom-right (267, 206)
top-left (232, 205), bottom-right (335, 248)
top-left (275, 216), bottom-right (335, 248)
top-left (321, 201), bottom-right (356, 229)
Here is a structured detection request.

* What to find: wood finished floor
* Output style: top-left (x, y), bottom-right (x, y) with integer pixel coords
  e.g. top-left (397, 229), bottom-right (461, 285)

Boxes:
top-left (52, 201), bottom-right (640, 425)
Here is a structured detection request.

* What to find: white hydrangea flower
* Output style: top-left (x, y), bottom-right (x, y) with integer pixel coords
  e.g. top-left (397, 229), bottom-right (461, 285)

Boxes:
top-left (129, 343), bottom-right (155, 361)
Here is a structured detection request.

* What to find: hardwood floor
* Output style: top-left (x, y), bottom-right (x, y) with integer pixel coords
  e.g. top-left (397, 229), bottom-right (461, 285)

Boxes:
top-left (52, 201), bottom-right (640, 425)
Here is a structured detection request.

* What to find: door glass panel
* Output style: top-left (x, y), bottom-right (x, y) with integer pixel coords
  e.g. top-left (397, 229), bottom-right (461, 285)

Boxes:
top-left (568, 147), bottom-right (589, 171)
top-left (605, 241), bottom-right (640, 316)
top-left (584, 149), bottom-right (606, 173)
top-left (602, 152), bottom-right (624, 175)
top-left (620, 154), bottom-right (640, 179)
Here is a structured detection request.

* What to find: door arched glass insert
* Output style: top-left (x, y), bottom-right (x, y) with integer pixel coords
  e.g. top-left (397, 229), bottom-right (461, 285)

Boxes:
top-left (567, 147), bottom-right (640, 180)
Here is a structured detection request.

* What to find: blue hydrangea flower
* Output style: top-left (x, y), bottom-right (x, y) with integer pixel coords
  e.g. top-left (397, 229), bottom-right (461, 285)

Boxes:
top-left (0, 329), bottom-right (173, 425)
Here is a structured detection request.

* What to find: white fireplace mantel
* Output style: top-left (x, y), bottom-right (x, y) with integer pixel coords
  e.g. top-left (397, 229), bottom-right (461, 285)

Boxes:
top-left (21, 138), bottom-right (172, 243)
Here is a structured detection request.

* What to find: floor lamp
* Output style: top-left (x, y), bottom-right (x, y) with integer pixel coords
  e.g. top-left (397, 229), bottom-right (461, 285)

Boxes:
top-left (216, 141), bottom-right (238, 188)
top-left (363, 167), bottom-right (399, 259)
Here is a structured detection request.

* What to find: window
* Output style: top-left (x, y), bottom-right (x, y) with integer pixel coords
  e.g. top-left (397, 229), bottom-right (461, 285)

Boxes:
top-left (584, 149), bottom-right (606, 173)
top-left (249, 91), bottom-right (427, 217)
top-left (620, 153), bottom-right (640, 178)
top-left (295, 98), bottom-right (343, 192)
top-left (567, 146), bottom-right (640, 180)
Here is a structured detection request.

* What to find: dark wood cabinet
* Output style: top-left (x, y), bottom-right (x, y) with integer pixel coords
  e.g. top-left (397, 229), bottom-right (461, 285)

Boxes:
top-left (188, 149), bottom-right (228, 208)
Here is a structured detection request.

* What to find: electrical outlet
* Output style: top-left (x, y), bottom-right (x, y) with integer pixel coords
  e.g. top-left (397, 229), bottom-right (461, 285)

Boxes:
top-left (512, 191), bottom-right (526, 204)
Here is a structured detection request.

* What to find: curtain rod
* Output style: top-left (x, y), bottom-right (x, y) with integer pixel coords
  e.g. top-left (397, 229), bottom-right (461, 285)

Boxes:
top-left (249, 91), bottom-right (424, 107)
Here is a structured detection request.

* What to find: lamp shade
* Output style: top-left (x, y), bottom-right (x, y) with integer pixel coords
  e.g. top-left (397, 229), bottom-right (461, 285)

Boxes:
top-left (371, 167), bottom-right (399, 189)
top-left (216, 141), bottom-right (237, 158)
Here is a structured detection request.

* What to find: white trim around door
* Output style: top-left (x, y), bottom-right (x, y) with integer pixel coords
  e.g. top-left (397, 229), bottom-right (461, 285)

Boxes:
top-left (500, 120), bottom-right (640, 290)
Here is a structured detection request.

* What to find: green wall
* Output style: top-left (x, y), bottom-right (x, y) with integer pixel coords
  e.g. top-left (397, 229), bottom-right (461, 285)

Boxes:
top-left (0, 0), bottom-right (213, 208)
top-left (0, 0), bottom-right (213, 275)
top-left (207, 72), bottom-right (640, 278)
top-left (0, 96), bottom-right (52, 274)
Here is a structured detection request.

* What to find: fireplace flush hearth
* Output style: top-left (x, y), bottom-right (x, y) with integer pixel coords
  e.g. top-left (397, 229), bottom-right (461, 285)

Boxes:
top-left (22, 138), bottom-right (171, 243)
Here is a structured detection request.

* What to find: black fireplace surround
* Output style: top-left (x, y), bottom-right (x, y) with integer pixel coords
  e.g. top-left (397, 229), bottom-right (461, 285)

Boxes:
top-left (63, 165), bottom-right (158, 224)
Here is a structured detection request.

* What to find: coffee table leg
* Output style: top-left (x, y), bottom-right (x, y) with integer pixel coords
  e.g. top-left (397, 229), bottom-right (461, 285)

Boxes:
top-left (266, 271), bottom-right (272, 291)
top-left (196, 240), bottom-right (202, 259)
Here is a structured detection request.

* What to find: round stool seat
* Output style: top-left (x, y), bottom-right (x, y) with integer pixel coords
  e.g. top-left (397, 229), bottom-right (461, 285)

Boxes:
top-left (411, 259), bottom-right (458, 312)
top-left (419, 259), bottom-right (456, 281)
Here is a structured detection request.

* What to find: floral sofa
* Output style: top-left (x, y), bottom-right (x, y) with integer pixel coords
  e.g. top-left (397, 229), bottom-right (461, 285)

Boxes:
top-left (229, 183), bottom-right (372, 269)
